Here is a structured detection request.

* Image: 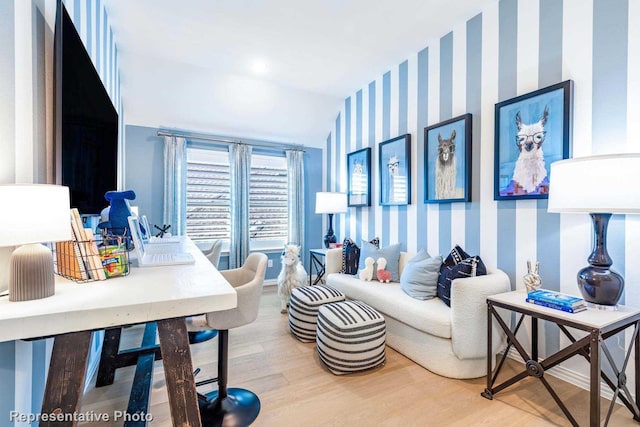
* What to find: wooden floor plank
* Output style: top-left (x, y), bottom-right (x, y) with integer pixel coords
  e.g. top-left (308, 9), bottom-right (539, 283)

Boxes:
top-left (79, 287), bottom-right (639, 426)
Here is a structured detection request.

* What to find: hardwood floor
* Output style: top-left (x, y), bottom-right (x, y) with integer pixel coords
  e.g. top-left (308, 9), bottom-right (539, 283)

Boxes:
top-left (79, 287), bottom-right (638, 426)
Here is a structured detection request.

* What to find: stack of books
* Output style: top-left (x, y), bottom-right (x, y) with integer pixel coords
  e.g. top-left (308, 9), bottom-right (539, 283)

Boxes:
top-left (526, 289), bottom-right (587, 313)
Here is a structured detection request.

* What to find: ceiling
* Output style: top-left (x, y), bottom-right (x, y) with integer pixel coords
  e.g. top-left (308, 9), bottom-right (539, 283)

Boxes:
top-left (103, 0), bottom-right (491, 148)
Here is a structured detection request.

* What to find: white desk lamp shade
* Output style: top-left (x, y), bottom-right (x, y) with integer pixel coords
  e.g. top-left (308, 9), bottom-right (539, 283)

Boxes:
top-left (315, 192), bottom-right (348, 214)
top-left (548, 154), bottom-right (640, 214)
top-left (0, 185), bottom-right (72, 301)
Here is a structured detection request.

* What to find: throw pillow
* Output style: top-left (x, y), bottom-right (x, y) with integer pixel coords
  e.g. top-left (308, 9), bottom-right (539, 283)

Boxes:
top-left (341, 238), bottom-right (360, 275)
top-left (359, 241), bottom-right (401, 281)
top-left (400, 251), bottom-right (443, 300)
top-left (437, 246), bottom-right (487, 307)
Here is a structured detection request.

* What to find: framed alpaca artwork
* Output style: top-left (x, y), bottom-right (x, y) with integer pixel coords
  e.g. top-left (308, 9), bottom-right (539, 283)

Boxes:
top-left (347, 147), bottom-right (371, 207)
top-left (494, 80), bottom-right (573, 200)
top-left (379, 134), bottom-right (411, 206)
top-left (424, 114), bottom-right (472, 203)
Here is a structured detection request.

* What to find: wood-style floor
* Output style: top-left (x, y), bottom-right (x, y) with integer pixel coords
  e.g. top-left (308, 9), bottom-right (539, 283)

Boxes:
top-left (79, 287), bottom-right (638, 426)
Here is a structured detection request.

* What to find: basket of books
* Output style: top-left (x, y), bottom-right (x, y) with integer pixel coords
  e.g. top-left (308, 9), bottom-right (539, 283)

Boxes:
top-left (54, 208), bottom-right (130, 282)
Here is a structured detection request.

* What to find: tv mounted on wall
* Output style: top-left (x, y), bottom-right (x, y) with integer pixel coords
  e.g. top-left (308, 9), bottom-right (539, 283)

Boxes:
top-left (54, 1), bottom-right (118, 215)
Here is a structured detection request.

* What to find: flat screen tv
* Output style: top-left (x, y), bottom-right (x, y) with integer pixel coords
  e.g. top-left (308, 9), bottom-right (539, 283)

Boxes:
top-left (54, 1), bottom-right (118, 215)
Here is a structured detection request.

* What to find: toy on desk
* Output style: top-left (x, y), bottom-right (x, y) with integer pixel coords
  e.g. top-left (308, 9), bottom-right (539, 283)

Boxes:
top-left (154, 224), bottom-right (172, 238)
top-left (97, 190), bottom-right (138, 238)
top-left (277, 244), bottom-right (307, 313)
top-left (376, 257), bottom-right (392, 283)
top-left (359, 257), bottom-right (375, 281)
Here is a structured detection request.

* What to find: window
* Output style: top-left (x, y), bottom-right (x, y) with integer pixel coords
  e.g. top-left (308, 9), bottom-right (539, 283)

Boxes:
top-left (186, 148), bottom-right (288, 250)
top-left (186, 148), bottom-right (230, 242)
top-left (250, 154), bottom-right (288, 249)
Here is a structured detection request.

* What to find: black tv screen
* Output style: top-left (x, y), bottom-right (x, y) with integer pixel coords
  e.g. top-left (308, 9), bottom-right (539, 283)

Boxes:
top-left (55, 2), bottom-right (118, 215)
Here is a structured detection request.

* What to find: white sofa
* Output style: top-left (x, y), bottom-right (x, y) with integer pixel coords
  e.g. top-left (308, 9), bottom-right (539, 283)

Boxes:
top-left (324, 248), bottom-right (510, 379)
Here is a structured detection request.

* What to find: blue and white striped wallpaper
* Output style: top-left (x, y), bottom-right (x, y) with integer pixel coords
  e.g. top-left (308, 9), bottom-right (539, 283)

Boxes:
top-left (326, 0), bottom-right (640, 391)
top-left (0, 1), bottom-right (122, 424)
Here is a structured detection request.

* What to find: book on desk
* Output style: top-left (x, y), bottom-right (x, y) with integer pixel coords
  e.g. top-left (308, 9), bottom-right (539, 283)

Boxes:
top-left (526, 289), bottom-right (587, 313)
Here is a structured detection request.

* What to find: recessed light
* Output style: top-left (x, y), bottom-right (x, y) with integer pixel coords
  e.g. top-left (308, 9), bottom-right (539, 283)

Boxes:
top-left (252, 60), bottom-right (267, 74)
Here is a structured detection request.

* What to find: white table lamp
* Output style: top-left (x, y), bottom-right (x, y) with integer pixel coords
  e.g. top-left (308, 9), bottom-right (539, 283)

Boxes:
top-left (548, 154), bottom-right (640, 307)
top-left (315, 192), bottom-right (348, 248)
top-left (0, 185), bottom-right (72, 301)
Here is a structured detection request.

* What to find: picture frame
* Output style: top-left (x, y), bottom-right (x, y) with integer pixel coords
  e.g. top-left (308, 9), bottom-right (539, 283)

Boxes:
top-left (424, 113), bottom-right (472, 203)
top-left (494, 80), bottom-right (573, 200)
top-left (347, 147), bottom-right (371, 207)
top-left (378, 134), bottom-right (411, 206)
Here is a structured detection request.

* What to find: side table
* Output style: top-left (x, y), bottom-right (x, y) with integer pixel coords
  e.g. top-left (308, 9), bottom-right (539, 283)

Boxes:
top-left (482, 290), bottom-right (640, 427)
top-left (309, 248), bottom-right (328, 286)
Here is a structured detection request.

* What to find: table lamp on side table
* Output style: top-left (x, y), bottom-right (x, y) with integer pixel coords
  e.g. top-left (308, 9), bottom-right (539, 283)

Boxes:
top-left (315, 192), bottom-right (348, 248)
top-left (0, 185), bottom-right (72, 301)
top-left (548, 154), bottom-right (640, 308)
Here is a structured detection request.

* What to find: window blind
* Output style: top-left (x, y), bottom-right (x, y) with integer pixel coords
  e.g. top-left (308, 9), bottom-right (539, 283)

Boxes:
top-left (250, 154), bottom-right (288, 244)
top-left (186, 148), bottom-right (288, 247)
top-left (186, 148), bottom-right (230, 242)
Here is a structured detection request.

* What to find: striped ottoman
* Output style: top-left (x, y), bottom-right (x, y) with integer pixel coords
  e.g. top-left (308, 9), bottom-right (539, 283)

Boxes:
top-left (288, 285), bottom-right (345, 342)
top-left (316, 300), bottom-right (386, 375)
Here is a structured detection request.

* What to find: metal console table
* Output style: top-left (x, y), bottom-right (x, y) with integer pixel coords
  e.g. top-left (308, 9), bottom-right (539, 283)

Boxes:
top-left (482, 290), bottom-right (640, 427)
top-left (309, 248), bottom-right (328, 286)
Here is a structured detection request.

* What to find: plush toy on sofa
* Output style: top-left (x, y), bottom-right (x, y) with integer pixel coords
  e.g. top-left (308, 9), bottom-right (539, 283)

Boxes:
top-left (359, 257), bottom-right (375, 281)
top-left (376, 257), bottom-right (392, 283)
top-left (97, 190), bottom-right (137, 238)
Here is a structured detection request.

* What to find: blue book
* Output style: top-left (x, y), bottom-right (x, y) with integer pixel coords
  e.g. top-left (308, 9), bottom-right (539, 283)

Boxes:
top-left (526, 297), bottom-right (587, 313)
top-left (526, 289), bottom-right (584, 308)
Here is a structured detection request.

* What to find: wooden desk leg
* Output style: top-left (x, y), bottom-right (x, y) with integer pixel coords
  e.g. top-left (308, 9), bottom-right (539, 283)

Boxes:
top-left (157, 317), bottom-right (202, 427)
top-left (590, 329), bottom-right (601, 427)
top-left (41, 331), bottom-right (92, 427)
top-left (96, 327), bottom-right (123, 387)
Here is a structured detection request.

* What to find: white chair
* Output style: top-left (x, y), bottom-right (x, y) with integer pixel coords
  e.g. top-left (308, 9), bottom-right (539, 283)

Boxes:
top-left (203, 239), bottom-right (223, 268)
top-left (188, 252), bottom-right (268, 426)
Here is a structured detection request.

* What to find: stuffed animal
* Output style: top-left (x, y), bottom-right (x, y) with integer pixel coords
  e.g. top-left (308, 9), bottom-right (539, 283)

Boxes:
top-left (97, 190), bottom-right (137, 238)
top-left (277, 245), bottom-right (307, 313)
top-left (359, 257), bottom-right (375, 281)
top-left (376, 257), bottom-right (392, 283)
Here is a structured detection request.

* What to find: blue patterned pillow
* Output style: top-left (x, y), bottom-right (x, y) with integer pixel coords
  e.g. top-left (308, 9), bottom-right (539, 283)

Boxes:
top-left (437, 246), bottom-right (487, 307)
top-left (359, 241), bottom-right (401, 281)
top-left (400, 250), bottom-right (443, 300)
top-left (341, 238), bottom-right (360, 275)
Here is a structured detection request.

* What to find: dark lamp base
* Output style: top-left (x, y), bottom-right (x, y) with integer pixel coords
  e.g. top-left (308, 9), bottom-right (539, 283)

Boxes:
top-left (577, 265), bottom-right (624, 307)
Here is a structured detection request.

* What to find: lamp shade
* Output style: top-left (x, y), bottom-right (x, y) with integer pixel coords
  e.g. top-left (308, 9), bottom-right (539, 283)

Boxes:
top-left (548, 154), bottom-right (640, 214)
top-left (0, 184), bottom-right (72, 246)
top-left (315, 192), bottom-right (348, 214)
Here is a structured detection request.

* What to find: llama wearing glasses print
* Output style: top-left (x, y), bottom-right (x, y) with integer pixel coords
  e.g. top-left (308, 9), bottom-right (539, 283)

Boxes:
top-left (511, 106), bottom-right (549, 194)
top-left (386, 154), bottom-right (407, 203)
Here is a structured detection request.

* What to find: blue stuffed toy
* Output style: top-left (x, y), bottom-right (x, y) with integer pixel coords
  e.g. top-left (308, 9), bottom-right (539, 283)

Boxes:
top-left (97, 190), bottom-right (137, 238)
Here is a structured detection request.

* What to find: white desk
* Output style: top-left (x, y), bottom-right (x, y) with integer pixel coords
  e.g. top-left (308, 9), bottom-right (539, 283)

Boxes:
top-left (0, 238), bottom-right (236, 427)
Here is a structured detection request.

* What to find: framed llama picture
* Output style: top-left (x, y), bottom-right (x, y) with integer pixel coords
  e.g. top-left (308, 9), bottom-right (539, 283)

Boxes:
top-left (494, 80), bottom-right (573, 200)
top-left (424, 114), bottom-right (472, 203)
top-left (379, 134), bottom-right (411, 206)
top-left (347, 147), bottom-right (371, 207)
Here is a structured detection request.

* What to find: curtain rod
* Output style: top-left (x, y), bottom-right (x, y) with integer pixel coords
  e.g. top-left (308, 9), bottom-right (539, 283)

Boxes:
top-left (157, 129), bottom-right (305, 152)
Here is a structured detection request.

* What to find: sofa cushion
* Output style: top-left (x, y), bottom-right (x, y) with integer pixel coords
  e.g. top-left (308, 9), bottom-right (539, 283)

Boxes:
top-left (341, 238), bottom-right (360, 275)
top-left (400, 250), bottom-right (443, 300)
top-left (359, 241), bottom-right (401, 281)
top-left (327, 273), bottom-right (451, 339)
top-left (438, 246), bottom-right (487, 307)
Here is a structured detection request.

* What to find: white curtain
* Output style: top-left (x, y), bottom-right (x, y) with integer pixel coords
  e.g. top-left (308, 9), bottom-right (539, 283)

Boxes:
top-left (163, 136), bottom-right (187, 235)
top-left (286, 149), bottom-right (305, 249)
top-left (229, 143), bottom-right (252, 268)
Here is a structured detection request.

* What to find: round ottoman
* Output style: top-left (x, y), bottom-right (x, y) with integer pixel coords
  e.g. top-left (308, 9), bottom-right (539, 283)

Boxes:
top-left (288, 285), bottom-right (345, 342)
top-left (316, 300), bottom-right (386, 375)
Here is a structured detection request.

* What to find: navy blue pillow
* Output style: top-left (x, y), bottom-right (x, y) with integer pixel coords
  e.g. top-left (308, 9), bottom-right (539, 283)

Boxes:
top-left (437, 246), bottom-right (487, 307)
top-left (341, 238), bottom-right (360, 275)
